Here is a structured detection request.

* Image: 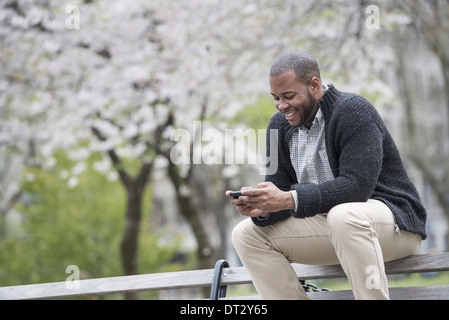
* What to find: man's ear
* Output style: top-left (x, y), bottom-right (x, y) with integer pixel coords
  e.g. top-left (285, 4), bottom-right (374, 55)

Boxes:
top-left (309, 77), bottom-right (321, 92)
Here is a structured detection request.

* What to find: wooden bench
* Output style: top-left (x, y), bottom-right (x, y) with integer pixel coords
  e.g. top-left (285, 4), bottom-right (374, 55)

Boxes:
top-left (0, 252), bottom-right (448, 300)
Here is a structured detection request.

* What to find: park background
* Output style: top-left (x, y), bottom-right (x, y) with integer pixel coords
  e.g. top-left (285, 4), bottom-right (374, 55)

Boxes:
top-left (1, 0), bottom-right (448, 299)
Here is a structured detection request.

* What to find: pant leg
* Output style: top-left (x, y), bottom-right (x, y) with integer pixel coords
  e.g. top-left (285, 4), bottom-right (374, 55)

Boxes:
top-left (327, 199), bottom-right (422, 300)
top-left (232, 200), bottom-right (422, 300)
top-left (232, 214), bottom-right (339, 300)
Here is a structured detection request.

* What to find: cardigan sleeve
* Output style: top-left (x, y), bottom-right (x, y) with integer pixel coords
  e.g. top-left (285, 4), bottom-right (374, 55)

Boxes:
top-left (251, 113), bottom-right (294, 226)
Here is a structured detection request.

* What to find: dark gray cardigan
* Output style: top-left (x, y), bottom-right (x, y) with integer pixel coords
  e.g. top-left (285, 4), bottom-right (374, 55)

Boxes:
top-left (252, 85), bottom-right (427, 239)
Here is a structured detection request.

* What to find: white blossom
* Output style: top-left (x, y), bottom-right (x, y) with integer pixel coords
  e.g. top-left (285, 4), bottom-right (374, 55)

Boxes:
top-left (71, 162), bottom-right (87, 176)
top-left (1, 0), bottom-right (399, 182)
top-left (67, 176), bottom-right (79, 189)
top-left (93, 158), bottom-right (111, 174)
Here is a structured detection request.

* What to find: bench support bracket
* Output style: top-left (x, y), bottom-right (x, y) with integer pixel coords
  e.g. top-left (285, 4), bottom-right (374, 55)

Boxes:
top-left (210, 259), bottom-right (229, 300)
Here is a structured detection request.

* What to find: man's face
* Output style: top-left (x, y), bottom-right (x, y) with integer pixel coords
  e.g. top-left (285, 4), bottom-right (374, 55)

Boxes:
top-left (270, 69), bottom-right (318, 128)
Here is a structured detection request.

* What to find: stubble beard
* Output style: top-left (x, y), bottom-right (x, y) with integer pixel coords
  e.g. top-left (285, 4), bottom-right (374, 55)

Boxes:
top-left (298, 91), bottom-right (319, 128)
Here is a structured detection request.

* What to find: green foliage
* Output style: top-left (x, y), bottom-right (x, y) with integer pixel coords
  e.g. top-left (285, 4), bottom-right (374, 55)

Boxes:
top-left (0, 153), bottom-right (181, 289)
top-left (231, 95), bottom-right (276, 130)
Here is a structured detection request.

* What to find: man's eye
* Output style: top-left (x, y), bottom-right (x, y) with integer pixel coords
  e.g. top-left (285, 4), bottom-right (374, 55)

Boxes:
top-left (286, 95), bottom-right (294, 100)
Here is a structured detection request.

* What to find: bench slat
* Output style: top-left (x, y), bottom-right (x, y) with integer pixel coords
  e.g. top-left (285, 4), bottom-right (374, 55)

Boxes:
top-left (0, 269), bottom-right (216, 300)
top-left (309, 284), bottom-right (449, 300)
top-left (221, 252), bottom-right (449, 285)
top-left (385, 252), bottom-right (449, 274)
top-left (0, 253), bottom-right (448, 300)
top-left (225, 285), bottom-right (449, 300)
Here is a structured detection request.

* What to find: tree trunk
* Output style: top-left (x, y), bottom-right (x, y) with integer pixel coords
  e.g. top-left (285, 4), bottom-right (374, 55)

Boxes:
top-left (93, 126), bottom-right (153, 299)
top-left (120, 181), bottom-right (143, 299)
top-left (167, 162), bottom-right (217, 297)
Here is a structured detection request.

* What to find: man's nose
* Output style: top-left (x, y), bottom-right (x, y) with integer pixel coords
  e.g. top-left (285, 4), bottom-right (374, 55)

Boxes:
top-left (278, 100), bottom-right (289, 111)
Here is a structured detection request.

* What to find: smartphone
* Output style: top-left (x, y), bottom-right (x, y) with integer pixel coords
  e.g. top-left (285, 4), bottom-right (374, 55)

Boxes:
top-left (229, 191), bottom-right (243, 198)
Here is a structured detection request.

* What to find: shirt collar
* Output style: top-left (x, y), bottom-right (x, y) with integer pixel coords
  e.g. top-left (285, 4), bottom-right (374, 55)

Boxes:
top-left (314, 107), bottom-right (325, 125)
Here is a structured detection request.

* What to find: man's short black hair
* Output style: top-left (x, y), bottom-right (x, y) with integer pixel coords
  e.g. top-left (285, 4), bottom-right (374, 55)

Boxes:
top-left (270, 51), bottom-right (321, 84)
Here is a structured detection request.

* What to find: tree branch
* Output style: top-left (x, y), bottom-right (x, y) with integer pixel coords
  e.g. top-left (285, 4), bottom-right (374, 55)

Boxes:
top-left (91, 126), bottom-right (131, 187)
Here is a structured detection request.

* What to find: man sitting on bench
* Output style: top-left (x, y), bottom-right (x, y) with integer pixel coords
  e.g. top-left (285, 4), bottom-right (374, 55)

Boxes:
top-left (226, 51), bottom-right (427, 300)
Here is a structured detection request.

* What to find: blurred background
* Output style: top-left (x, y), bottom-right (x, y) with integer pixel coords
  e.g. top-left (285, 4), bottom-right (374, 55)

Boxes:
top-left (1, 0), bottom-right (448, 299)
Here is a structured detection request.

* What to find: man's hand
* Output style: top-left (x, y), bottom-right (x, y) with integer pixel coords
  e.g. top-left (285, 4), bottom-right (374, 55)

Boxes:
top-left (226, 187), bottom-right (269, 218)
top-left (225, 182), bottom-right (295, 217)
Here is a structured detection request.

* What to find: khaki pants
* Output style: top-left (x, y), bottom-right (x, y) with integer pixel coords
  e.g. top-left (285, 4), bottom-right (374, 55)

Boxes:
top-left (232, 200), bottom-right (422, 300)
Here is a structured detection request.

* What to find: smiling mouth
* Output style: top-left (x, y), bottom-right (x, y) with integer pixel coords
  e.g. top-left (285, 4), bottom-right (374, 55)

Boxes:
top-left (283, 110), bottom-right (297, 120)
